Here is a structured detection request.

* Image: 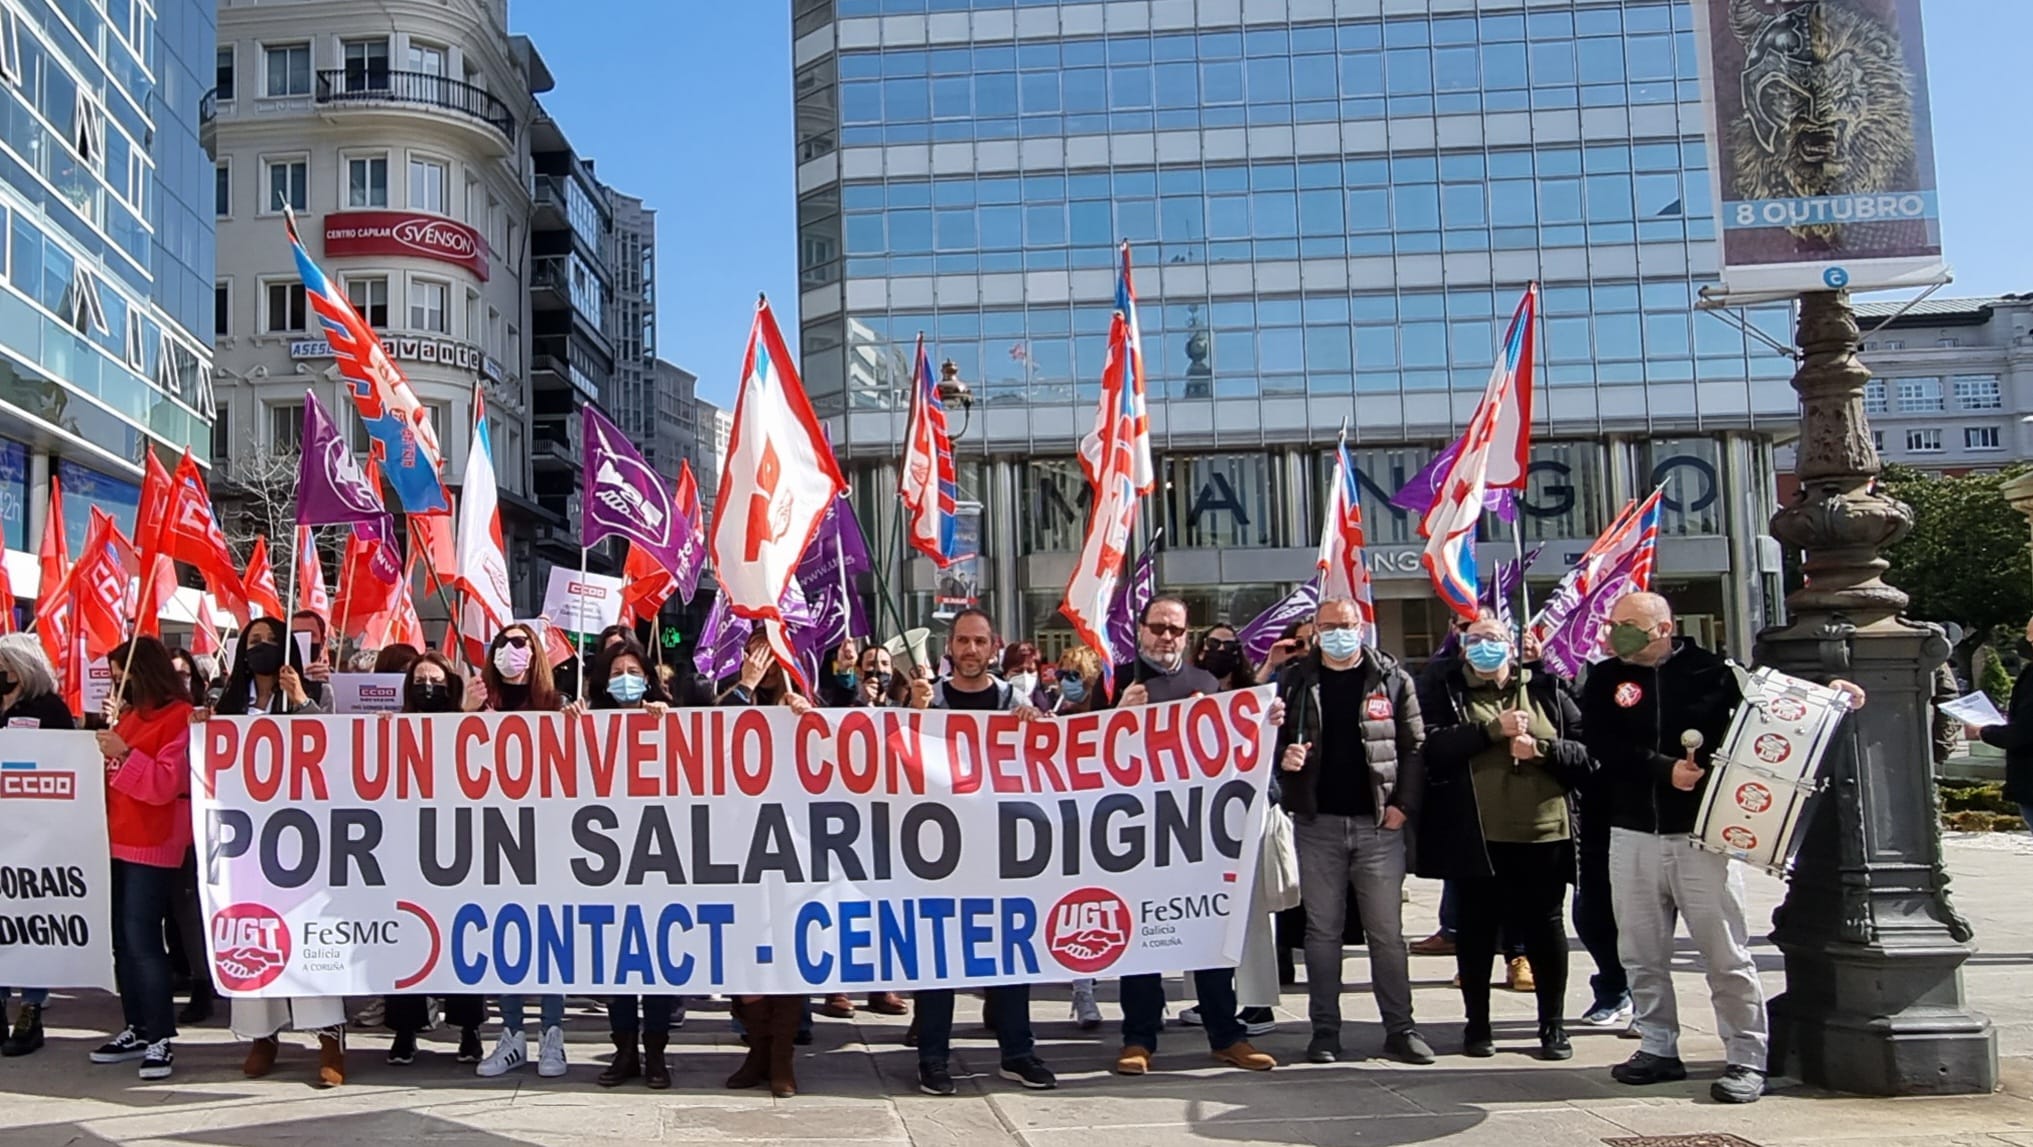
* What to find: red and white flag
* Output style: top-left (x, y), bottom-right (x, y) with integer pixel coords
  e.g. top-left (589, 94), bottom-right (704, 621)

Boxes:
top-left (1077, 243), bottom-right (1154, 498)
top-left (1061, 304), bottom-right (1146, 687)
top-left (1318, 430), bottom-right (1377, 643)
top-left (295, 526), bottom-right (331, 622)
top-left (243, 536), bottom-right (285, 620)
top-left (132, 451), bottom-right (176, 638)
top-left (164, 452), bottom-right (250, 626)
top-left (454, 385), bottom-right (512, 659)
top-left (72, 508), bottom-right (138, 662)
top-left (34, 472), bottom-right (71, 691)
top-left (709, 297), bottom-right (845, 691)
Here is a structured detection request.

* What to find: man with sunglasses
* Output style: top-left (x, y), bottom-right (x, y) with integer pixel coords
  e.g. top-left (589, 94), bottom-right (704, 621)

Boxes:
top-left (1106, 597), bottom-right (1281, 1076)
top-left (1274, 596), bottom-right (1434, 1066)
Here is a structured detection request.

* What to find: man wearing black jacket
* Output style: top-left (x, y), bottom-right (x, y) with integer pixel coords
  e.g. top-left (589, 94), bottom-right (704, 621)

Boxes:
top-left (1105, 596), bottom-right (1280, 1076)
top-left (1582, 592), bottom-right (1863, 1106)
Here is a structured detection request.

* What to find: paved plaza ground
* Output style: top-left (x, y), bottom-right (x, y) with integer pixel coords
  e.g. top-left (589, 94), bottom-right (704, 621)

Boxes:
top-left (4, 833), bottom-right (2033, 1146)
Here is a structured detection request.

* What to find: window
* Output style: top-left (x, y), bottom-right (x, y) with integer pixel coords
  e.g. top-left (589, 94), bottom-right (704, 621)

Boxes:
top-left (408, 41), bottom-right (447, 77)
top-left (214, 282), bottom-right (229, 337)
top-left (1862, 379), bottom-right (1886, 414)
top-left (409, 157), bottom-right (447, 214)
top-left (1870, 429), bottom-right (1885, 453)
top-left (124, 311), bottom-right (144, 368)
top-left (408, 278), bottom-right (447, 332)
top-left (1895, 377), bottom-right (1942, 413)
top-left (269, 401), bottom-right (305, 454)
top-left (265, 281), bottom-right (306, 333)
top-left (346, 275), bottom-right (388, 327)
top-left (63, 267), bottom-right (107, 335)
top-left (74, 94), bottom-right (103, 166)
top-left (346, 154), bottom-right (387, 208)
top-left (1905, 428), bottom-right (1943, 453)
top-left (1936, 337), bottom-right (1961, 349)
top-left (264, 43), bottom-right (311, 97)
top-left (0, 5), bottom-right (20, 87)
top-left (1878, 338), bottom-right (1905, 350)
top-left (264, 156), bottom-right (307, 212)
top-left (1954, 375), bottom-right (2002, 410)
top-left (214, 162), bottom-right (230, 216)
top-left (342, 38), bottom-right (389, 92)
top-left (211, 403), bottom-right (231, 463)
top-left (215, 46), bottom-right (234, 101)
top-left (1966, 426), bottom-right (2002, 451)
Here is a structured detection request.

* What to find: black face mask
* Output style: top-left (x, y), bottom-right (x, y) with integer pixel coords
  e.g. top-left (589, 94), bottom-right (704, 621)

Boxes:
top-left (1199, 650), bottom-right (1241, 678)
top-left (0, 671), bottom-right (14, 696)
top-left (246, 642), bottom-right (285, 676)
top-left (408, 682), bottom-right (451, 712)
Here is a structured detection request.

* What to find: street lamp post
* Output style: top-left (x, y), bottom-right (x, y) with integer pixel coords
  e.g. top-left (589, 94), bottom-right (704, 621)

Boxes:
top-left (1759, 290), bottom-right (1997, 1095)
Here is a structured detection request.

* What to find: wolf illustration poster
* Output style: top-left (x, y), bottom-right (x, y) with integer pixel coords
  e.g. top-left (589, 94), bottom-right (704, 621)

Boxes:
top-left (1693, 0), bottom-right (1946, 295)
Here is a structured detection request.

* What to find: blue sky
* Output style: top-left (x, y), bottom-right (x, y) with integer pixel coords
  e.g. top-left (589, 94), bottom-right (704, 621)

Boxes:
top-left (510, 1), bottom-right (2028, 409)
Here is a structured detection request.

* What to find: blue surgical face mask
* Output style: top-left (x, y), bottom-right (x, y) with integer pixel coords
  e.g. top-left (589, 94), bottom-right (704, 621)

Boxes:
top-left (1463, 638), bottom-right (1512, 673)
top-left (1318, 627), bottom-right (1362, 661)
top-left (1059, 675), bottom-right (1086, 703)
top-left (607, 672), bottom-right (648, 704)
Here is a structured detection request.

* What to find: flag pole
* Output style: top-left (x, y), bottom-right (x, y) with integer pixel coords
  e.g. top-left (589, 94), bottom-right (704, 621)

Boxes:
top-left (577, 544), bottom-right (590, 702)
top-left (1511, 511), bottom-right (1533, 632)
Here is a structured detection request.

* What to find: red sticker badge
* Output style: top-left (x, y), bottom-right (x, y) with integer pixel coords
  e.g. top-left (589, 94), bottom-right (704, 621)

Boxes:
top-left (1366, 695), bottom-right (1394, 721)
top-left (1614, 682), bottom-right (1643, 708)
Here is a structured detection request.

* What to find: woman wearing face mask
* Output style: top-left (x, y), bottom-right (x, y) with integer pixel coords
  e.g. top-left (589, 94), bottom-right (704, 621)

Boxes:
top-left (161, 647), bottom-right (218, 1027)
top-left (380, 654), bottom-right (488, 1066)
top-left (1194, 626), bottom-right (1255, 692)
top-left (815, 639), bottom-right (861, 707)
top-left (0, 635), bottom-right (72, 1057)
top-left (853, 645), bottom-right (899, 707)
top-left (1049, 647), bottom-right (1101, 717)
top-left (817, 641), bottom-right (913, 1022)
top-left (1413, 616), bottom-right (1594, 1061)
top-left (213, 620), bottom-right (347, 1084)
top-left (1000, 642), bottom-right (1048, 709)
top-left (473, 624), bottom-right (573, 1080)
top-left (86, 638), bottom-right (193, 1082)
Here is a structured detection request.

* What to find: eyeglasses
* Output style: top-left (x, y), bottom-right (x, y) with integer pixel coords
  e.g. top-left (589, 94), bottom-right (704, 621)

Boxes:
top-left (1316, 621), bottom-right (1360, 633)
top-left (1463, 634), bottom-right (1507, 646)
top-left (1143, 622), bottom-right (1187, 638)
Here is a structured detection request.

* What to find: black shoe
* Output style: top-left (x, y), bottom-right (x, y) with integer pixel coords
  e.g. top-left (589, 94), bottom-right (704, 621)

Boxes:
top-left (388, 1030), bottom-right (417, 1066)
top-left (1537, 1022), bottom-right (1572, 1061)
top-left (1611, 1050), bottom-right (1688, 1085)
top-left (456, 1027), bottom-right (484, 1064)
top-left (998, 1056), bottom-right (1057, 1090)
top-left (1462, 1024), bottom-right (1494, 1059)
top-left (793, 1028), bottom-right (813, 1046)
top-left (1385, 1030), bottom-right (1436, 1065)
top-left (2, 1004), bottom-right (44, 1056)
top-left (917, 1059), bottom-right (956, 1096)
top-left (1305, 1034), bottom-right (1340, 1064)
top-left (90, 1027), bottom-right (148, 1064)
top-left (138, 1039), bottom-right (173, 1081)
top-left (1711, 1064), bottom-right (1767, 1104)
top-left (177, 994), bottom-right (213, 1027)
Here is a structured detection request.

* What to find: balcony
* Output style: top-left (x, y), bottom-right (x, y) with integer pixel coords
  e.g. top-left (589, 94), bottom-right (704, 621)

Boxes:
top-left (314, 69), bottom-right (515, 150)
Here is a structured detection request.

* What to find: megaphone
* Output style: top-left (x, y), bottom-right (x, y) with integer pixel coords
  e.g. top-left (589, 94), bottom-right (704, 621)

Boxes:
top-left (885, 627), bottom-right (932, 669)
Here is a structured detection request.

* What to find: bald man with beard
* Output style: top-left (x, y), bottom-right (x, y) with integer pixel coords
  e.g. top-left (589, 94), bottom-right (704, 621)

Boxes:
top-left (1581, 592), bottom-right (1859, 1105)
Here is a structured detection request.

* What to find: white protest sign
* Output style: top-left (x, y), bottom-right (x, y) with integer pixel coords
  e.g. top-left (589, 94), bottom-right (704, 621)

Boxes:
top-left (0, 731), bottom-right (116, 990)
top-left (331, 673), bottom-right (408, 714)
top-left (195, 689), bottom-right (1276, 997)
top-left (82, 658), bottom-right (113, 718)
top-left (541, 568), bottom-right (624, 637)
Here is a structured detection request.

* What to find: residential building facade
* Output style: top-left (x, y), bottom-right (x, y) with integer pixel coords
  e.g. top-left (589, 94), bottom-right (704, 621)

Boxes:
top-left (788, 0), bottom-right (1797, 660)
top-left (1, 0), bottom-right (219, 611)
top-left (1851, 295), bottom-right (2033, 475)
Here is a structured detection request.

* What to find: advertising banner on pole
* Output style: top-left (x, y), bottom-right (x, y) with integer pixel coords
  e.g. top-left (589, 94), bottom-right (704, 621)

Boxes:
top-left (1691, 0), bottom-right (1947, 298)
top-left (196, 689), bottom-right (1275, 997)
top-left (931, 501), bottom-right (982, 621)
top-left (0, 732), bottom-right (116, 991)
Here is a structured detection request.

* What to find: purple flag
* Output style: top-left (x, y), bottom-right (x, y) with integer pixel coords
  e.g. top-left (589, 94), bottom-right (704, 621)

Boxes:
top-left (1538, 564), bottom-right (1639, 680)
top-left (582, 405), bottom-right (698, 578)
top-left (1478, 544), bottom-right (1544, 630)
top-left (1104, 531), bottom-right (1162, 668)
top-left (796, 496), bottom-right (873, 647)
top-left (355, 513), bottom-right (403, 587)
top-left (1239, 579), bottom-right (1321, 667)
top-left (695, 594), bottom-right (751, 684)
top-left (1389, 438), bottom-right (1518, 523)
top-left (296, 392), bottom-right (388, 527)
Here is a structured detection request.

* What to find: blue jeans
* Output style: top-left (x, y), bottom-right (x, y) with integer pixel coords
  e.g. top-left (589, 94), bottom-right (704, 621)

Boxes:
top-left (1121, 970), bottom-right (1242, 1052)
top-left (498, 994), bottom-right (564, 1032)
top-left (607, 996), bottom-right (676, 1037)
top-left (112, 860), bottom-right (179, 1041)
top-left (914, 986), bottom-right (1034, 1066)
top-left (1, 988), bottom-right (48, 1007)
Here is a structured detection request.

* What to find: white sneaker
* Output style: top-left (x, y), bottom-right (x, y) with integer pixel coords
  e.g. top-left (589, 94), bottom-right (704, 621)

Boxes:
top-left (1070, 981), bottom-right (1102, 1029)
top-left (350, 998), bottom-right (386, 1027)
top-left (1177, 1005), bottom-right (1204, 1026)
top-left (476, 1029), bottom-right (527, 1077)
top-left (537, 1025), bottom-right (567, 1078)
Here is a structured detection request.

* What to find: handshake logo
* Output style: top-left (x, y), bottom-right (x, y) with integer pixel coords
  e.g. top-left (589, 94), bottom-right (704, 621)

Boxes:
top-left (211, 904), bottom-right (292, 992)
top-left (1046, 887), bottom-right (1131, 975)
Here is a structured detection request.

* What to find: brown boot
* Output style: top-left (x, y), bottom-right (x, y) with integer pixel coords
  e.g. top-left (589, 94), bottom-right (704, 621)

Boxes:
top-left (643, 1033), bottom-right (670, 1090)
top-left (724, 999), bottom-right (770, 1090)
top-left (597, 1034), bottom-right (640, 1087)
top-left (316, 1033), bottom-right (345, 1087)
top-left (242, 1036), bottom-right (278, 1079)
top-left (765, 996), bottom-right (800, 1098)
top-left (866, 992), bottom-right (907, 1016)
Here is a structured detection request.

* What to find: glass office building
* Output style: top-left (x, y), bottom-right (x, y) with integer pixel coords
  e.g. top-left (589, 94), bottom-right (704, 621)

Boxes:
top-left (0, 0), bottom-right (216, 577)
top-left (791, 0), bottom-right (1796, 660)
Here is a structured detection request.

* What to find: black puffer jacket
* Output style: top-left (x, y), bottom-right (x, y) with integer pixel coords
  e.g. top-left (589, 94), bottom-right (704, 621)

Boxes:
top-left (1413, 662), bottom-right (1593, 883)
top-left (1978, 668), bottom-right (2033, 804)
top-left (1580, 638), bottom-right (1742, 835)
top-left (1273, 648), bottom-right (1424, 823)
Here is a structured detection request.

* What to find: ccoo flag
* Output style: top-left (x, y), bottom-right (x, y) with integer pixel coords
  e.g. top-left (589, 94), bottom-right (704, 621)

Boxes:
top-left (582, 404), bottom-right (700, 583)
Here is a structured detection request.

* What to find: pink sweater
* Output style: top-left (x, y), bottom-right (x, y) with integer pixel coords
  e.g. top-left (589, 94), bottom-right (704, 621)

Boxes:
top-left (108, 739), bottom-right (193, 869)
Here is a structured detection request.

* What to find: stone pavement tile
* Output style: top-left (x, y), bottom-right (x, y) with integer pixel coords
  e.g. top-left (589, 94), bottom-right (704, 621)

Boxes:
top-left (1585, 1088), bottom-right (2033, 1143)
top-left (1014, 1106), bottom-right (1630, 1147)
top-left (661, 1102), bottom-right (909, 1141)
top-left (983, 1068), bottom-right (1426, 1134)
top-left (888, 1096), bottom-right (1017, 1147)
top-left (1750, 1136), bottom-right (2030, 1147)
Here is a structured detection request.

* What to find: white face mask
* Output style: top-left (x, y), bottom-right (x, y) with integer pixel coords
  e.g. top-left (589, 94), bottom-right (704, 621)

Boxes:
top-left (1007, 671), bottom-right (1038, 696)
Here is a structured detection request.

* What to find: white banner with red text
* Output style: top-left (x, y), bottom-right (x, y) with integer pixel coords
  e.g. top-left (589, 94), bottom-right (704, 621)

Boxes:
top-left (195, 689), bottom-right (1274, 996)
top-left (0, 731), bottom-right (117, 991)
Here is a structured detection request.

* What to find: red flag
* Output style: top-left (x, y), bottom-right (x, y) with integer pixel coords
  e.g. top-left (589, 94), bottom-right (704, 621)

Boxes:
top-left (192, 605), bottom-right (221, 657)
top-left (371, 552), bottom-right (426, 649)
top-left (164, 453), bottom-right (250, 625)
top-left (34, 472), bottom-right (71, 681)
top-left (243, 536), bottom-right (284, 620)
top-left (132, 451), bottom-right (175, 638)
top-left (72, 508), bottom-right (138, 661)
top-left (296, 526), bottom-right (331, 621)
top-left (623, 540), bottom-right (677, 623)
top-left (331, 531), bottom-right (400, 640)
top-left (409, 496), bottom-right (458, 594)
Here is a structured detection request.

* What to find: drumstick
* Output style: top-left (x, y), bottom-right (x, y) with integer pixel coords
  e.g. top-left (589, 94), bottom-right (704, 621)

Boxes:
top-left (1681, 730), bottom-right (1704, 763)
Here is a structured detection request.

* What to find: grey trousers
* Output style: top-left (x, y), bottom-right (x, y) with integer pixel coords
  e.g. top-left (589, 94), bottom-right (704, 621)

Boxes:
top-left (1294, 813), bottom-right (1413, 1036)
top-left (1608, 828), bottom-right (1768, 1070)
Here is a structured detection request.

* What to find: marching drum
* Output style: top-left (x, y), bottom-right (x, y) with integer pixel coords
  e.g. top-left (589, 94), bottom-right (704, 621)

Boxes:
top-left (1690, 666), bottom-right (1855, 877)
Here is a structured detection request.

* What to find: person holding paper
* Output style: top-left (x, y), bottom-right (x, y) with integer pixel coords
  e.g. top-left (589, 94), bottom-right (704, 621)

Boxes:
top-left (1970, 617), bottom-right (2033, 833)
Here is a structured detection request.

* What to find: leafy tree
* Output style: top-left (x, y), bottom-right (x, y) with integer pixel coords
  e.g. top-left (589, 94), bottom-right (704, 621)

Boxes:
top-left (1879, 464), bottom-right (2033, 643)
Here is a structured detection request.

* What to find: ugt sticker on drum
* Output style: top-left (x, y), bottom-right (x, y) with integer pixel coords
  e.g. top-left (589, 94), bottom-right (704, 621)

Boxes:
top-left (1691, 666), bottom-right (1856, 876)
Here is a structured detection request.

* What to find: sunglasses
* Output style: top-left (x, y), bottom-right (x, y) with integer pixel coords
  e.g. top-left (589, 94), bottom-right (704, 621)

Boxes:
top-left (1202, 638), bottom-right (1241, 652)
top-left (503, 635), bottom-right (531, 649)
top-left (1144, 622), bottom-right (1187, 638)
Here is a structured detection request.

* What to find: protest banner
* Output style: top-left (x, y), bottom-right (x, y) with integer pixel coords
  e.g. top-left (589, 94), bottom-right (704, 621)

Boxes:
top-left (0, 731), bottom-right (116, 991)
top-left (331, 673), bottom-right (407, 714)
top-left (541, 568), bottom-right (624, 637)
top-left (195, 689), bottom-right (1275, 997)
